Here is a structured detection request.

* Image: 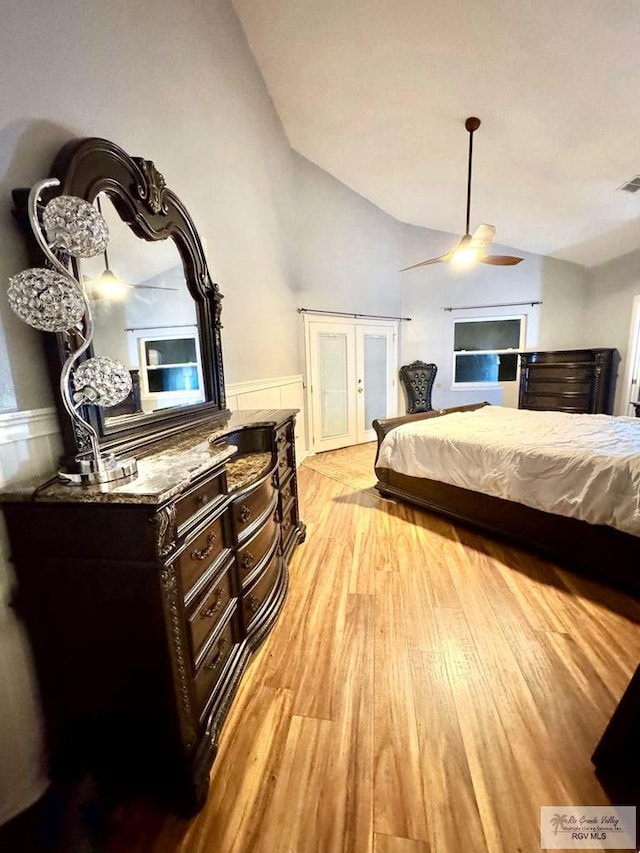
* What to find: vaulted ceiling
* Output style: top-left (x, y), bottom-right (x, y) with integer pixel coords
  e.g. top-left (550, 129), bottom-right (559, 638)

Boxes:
top-left (233, 0), bottom-right (640, 267)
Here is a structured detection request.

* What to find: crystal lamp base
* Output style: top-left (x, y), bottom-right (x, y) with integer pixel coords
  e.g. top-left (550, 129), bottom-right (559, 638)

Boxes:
top-left (58, 453), bottom-right (138, 486)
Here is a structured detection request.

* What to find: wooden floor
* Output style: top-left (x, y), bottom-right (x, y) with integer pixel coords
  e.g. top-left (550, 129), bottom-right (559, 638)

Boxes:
top-left (109, 445), bottom-right (640, 853)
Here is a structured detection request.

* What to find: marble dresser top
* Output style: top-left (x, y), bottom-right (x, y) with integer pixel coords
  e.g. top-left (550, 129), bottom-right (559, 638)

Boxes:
top-left (1, 409), bottom-right (296, 506)
top-left (227, 452), bottom-right (272, 493)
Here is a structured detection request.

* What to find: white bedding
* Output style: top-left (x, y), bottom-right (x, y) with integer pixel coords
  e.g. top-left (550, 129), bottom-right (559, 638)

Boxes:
top-left (376, 405), bottom-right (640, 536)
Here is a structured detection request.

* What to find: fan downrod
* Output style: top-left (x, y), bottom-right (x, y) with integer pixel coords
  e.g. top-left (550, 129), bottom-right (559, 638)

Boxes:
top-left (398, 113), bottom-right (524, 269)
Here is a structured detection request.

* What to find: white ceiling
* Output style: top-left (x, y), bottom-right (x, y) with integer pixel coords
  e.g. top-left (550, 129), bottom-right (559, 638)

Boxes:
top-left (232, 0), bottom-right (640, 268)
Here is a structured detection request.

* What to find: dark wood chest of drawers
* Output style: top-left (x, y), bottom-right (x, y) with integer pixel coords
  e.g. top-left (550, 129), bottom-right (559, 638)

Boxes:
top-left (1, 410), bottom-right (304, 815)
top-left (518, 348), bottom-right (619, 414)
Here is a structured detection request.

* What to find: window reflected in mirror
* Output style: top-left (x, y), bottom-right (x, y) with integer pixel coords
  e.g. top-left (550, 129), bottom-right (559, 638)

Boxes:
top-left (79, 194), bottom-right (204, 426)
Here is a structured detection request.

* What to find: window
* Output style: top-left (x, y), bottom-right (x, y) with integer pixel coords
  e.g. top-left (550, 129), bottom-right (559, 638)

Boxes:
top-left (452, 316), bottom-right (524, 386)
top-left (137, 333), bottom-right (205, 411)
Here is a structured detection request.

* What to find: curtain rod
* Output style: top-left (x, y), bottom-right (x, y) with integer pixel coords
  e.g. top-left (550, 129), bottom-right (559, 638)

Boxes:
top-left (442, 300), bottom-right (542, 312)
top-left (297, 308), bottom-right (411, 321)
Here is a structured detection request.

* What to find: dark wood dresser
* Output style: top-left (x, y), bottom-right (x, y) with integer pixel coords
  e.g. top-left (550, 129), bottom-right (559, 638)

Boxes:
top-left (1, 409), bottom-right (304, 815)
top-left (518, 348), bottom-right (619, 414)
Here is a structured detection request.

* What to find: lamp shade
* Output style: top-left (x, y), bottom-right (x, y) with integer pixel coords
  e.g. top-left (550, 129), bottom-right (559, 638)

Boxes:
top-left (43, 195), bottom-right (109, 258)
top-left (8, 268), bottom-right (85, 332)
top-left (72, 356), bottom-right (132, 407)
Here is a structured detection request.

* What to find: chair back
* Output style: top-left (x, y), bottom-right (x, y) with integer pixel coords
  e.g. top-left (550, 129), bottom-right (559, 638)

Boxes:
top-left (399, 361), bottom-right (437, 413)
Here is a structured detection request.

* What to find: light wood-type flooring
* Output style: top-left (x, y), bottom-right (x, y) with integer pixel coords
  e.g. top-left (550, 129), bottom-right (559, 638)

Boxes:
top-left (109, 443), bottom-right (640, 853)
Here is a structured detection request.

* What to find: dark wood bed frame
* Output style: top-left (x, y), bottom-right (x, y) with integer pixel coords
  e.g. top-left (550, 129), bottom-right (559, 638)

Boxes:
top-left (373, 403), bottom-right (640, 593)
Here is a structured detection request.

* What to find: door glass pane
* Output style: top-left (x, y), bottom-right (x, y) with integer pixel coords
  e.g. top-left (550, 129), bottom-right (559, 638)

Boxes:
top-left (318, 333), bottom-right (348, 438)
top-left (364, 335), bottom-right (387, 426)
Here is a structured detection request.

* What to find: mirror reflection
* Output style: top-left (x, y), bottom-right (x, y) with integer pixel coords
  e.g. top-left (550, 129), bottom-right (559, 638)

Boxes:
top-left (80, 194), bottom-right (204, 427)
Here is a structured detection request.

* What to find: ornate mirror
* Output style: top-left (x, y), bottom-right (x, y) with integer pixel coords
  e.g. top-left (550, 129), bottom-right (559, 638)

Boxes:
top-left (14, 137), bottom-right (228, 462)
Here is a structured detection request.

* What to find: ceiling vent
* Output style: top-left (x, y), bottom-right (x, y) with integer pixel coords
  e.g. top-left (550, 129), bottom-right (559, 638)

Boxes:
top-left (619, 175), bottom-right (640, 193)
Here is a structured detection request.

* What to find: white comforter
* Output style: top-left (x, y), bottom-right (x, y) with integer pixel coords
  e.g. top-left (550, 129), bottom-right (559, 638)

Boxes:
top-left (377, 406), bottom-right (640, 536)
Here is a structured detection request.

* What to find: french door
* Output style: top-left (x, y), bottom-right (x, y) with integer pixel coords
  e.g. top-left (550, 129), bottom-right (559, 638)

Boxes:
top-left (304, 316), bottom-right (398, 453)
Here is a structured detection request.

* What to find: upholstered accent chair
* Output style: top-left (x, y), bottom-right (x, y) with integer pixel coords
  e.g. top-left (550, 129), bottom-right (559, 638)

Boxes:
top-left (399, 361), bottom-right (437, 414)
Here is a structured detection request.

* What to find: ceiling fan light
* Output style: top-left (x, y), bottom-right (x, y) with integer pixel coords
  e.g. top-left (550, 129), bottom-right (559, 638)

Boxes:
top-left (451, 246), bottom-right (480, 266)
top-left (93, 269), bottom-right (127, 299)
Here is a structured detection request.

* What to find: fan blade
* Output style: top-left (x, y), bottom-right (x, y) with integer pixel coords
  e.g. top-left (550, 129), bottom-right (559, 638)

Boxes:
top-left (479, 255), bottom-right (523, 266)
top-left (126, 283), bottom-right (179, 291)
top-left (400, 253), bottom-right (453, 271)
top-left (470, 223), bottom-right (495, 249)
top-left (86, 272), bottom-right (178, 292)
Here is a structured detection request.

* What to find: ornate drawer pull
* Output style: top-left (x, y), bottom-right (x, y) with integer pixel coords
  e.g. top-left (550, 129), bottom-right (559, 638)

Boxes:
top-left (249, 595), bottom-right (260, 613)
top-left (238, 504), bottom-right (251, 524)
top-left (190, 531), bottom-right (217, 561)
top-left (197, 493), bottom-right (210, 507)
top-left (282, 520), bottom-right (291, 532)
top-left (205, 637), bottom-right (228, 671)
top-left (241, 551), bottom-right (255, 570)
top-left (199, 587), bottom-right (224, 619)
top-left (277, 433), bottom-right (286, 445)
top-left (282, 487), bottom-right (291, 502)
top-left (279, 458), bottom-right (287, 469)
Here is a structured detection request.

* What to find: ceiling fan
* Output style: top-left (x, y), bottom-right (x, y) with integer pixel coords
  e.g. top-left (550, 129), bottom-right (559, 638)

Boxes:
top-left (86, 244), bottom-right (179, 297)
top-left (88, 251), bottom-right (178, 296)
top-left (400, 117), bottom-right (523, 270)
top-left (87, 196), bottom-right (178, 296)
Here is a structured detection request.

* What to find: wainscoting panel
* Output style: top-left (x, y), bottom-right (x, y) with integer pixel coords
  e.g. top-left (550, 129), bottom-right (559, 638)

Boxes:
top-left (226, 375), bottom-right (308, 464)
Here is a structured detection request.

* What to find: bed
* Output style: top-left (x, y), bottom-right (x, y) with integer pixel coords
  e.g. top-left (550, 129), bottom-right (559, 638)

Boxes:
top-left (373, 402), bottom-right (640, 592)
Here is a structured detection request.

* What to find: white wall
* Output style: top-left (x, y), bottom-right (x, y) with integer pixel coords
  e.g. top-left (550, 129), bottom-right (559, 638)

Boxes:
top-left (584, 249), bottom-right (640, 413)
top-left (399, 224), bottom-right (590, 409)
top-left (290, 154), bottom-right (402, 317)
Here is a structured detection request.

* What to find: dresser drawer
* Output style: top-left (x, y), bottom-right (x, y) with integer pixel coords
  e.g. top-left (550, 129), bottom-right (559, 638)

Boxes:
top-left (526, 379), bottom-right (593, 395)
top-left (187, 564), bottom-right (235, 666)
top-left (279, 472), bottom-right (295, 508)
top-left (522, 393), bottom-right (591, 412)
top-left (242, 550), bottom-right (282, 629)
top-left (275, 422), bottom-right (293, 450)
top-left (526, 365), bottom-right (591, 383)
top-left (276, 442), bottom-right (293, 481)
top-left (232, 472), bottom-right (277, 538)
top-left (175, 470), bottom-right (226, 532)
top-left (238, 508), bottom-right (279, 585)
top-left (281, 498), bottom-right (298, 549)
top-left (193, 608), bottom-right (236, 716)
top-left (178, 514), bottom-right (227, 596)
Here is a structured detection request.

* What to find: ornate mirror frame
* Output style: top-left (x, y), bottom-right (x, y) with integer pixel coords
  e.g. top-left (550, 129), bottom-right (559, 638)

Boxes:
top-left (14, 137), bottom-right (228, 462)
